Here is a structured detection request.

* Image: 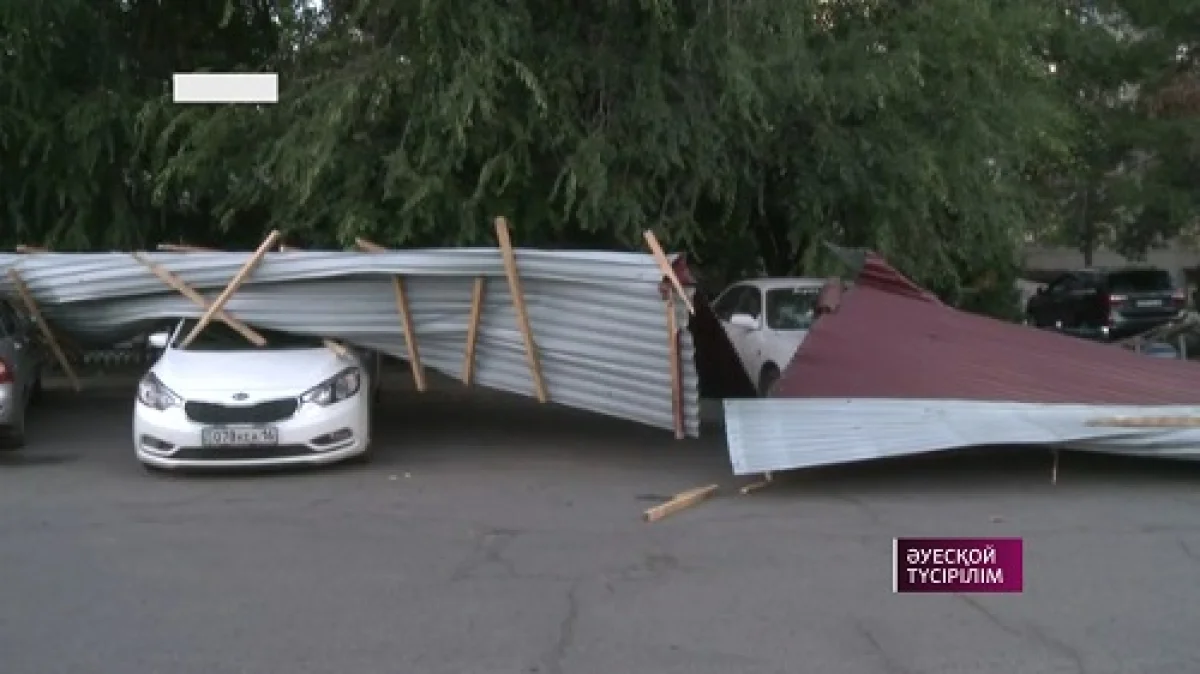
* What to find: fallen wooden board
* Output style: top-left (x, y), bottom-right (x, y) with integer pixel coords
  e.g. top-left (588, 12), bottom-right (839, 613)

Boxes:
top-left (643, 484), bottom-right (719, 522)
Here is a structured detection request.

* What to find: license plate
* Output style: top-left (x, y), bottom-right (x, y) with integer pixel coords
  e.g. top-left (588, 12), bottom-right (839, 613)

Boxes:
top-left (1136, 299), bottom-right (1164, 308)
top-left (201, 426), bottom-right (279, 447)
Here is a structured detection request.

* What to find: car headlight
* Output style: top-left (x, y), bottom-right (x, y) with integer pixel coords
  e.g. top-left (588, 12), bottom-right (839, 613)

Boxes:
top-left (300, 367), bottom-right (362, 406)
top-left (137, 373), bottom-right (182, 411)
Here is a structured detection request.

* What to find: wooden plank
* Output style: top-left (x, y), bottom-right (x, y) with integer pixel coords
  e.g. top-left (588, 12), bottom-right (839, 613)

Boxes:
top-left (6, 269), bottom-right (80, 391)
top-left (494, 217), bottom-right (548, 403)
top-left (390, 275), bottom-right (426, 391)
top-left (180, 230), bottom-right (281, 347)
top-left (666, 292), bottom-right (684, 439)
top-left (463, 277), bottom-right (486, 385)
top-left (643, 484), bottom-right (719, 522)
top-left (216, 243), bottom-right (349, 359)
top-left (15, 245), bottom-right (46, 254)
top-left (354, 238), bottom-right (427, 390)
top-left (642, 231), bottom-right (695, 315)
top-left (130, 253), bottom-right (267, 347)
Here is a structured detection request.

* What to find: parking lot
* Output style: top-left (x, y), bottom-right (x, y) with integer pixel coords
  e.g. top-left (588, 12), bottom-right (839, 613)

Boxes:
top-left (3, 374), bottom-right (1200, 674)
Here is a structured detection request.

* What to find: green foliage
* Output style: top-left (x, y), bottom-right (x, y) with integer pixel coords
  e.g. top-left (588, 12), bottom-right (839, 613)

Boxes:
top-left (2, 0), bottom-right (1192, 320)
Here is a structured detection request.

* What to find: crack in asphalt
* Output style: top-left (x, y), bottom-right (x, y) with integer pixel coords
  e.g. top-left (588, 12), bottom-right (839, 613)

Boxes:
top-left (958, 595), bottom-right (1087, 674)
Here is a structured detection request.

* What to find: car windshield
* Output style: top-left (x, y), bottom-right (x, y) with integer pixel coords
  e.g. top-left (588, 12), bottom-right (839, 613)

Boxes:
top-left (172, 320), bottom-right (326, 351)
top-left (766, 288), bottom-right (819, 330)
top-left (1108, 270), bottom-right (1173, 293)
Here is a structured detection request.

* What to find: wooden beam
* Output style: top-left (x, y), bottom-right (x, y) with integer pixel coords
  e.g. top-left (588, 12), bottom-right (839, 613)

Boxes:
top-left (494, 217), bottom-right (548, 403)
top-left (642, 231), bottom-right (695, 315)
top-left (390, 276), bottom-right (425, 391)
top-left (130, 253), bottom-right (267, 347)
top-left (463, 277), bottom-right (486, 385)
top-left (15, 245), bottom-right (46, 254)
top-left (180, 230), bottom-right (281, 347)
top-left (218, 243), bottom-right (350, 359)
top-left (666, 292), bottom-right (684, 439)
top-left (157, 243), bottom-right (215, 252)
top-left (355, 238), bottom-right (427, 391)
top-left (6, 269), bottom-right (80, 391)
top-left (643, 484), bottom-right (719, 522)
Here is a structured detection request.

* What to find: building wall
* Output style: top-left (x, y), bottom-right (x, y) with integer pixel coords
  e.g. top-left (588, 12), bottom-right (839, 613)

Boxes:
top-left (1023, 245), bottom-right (1200, 286)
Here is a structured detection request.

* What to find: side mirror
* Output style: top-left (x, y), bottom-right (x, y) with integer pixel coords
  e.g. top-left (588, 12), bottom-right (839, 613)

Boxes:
top-left (729, 313), bottom-right (760, 330)
top-left (147, 332), bottom-right (169, 349)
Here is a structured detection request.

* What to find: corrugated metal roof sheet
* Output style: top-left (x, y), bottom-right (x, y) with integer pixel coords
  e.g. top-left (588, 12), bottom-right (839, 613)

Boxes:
top-left (724, 398), bottom-right (1200, 475)
top-left (773, 254), bottom-right (1200, 405)
top-left (0, 250), bottom-right (699, 436)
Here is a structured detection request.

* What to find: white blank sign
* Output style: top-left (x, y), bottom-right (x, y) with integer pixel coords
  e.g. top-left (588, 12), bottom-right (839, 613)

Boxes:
top-left (172, 73), bottom-right (279, 104)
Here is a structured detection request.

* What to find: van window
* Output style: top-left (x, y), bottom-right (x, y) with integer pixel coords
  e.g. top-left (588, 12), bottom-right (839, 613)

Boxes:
top-left (1108, 270), bottom-right (1173, 293)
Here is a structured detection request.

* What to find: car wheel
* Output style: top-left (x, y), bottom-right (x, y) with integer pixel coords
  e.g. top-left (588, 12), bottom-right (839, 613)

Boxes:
top-left (0, 407), bottom-right (28, 450)
top-left (29, 373), bottom-right (44, 406)
top-left (758, 365), bottom-right (780, 398)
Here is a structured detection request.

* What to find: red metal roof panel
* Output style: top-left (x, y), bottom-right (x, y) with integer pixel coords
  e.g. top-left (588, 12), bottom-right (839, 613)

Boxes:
top-left (774, 256), bottom-right (1200, 405)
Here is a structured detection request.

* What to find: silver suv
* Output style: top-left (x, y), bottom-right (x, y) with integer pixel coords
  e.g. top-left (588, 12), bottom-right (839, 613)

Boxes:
top-left (0, 298), bottom-right (45, 448)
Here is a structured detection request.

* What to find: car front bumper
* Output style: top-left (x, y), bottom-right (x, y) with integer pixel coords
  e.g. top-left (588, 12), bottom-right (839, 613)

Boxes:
top-left (133, 394), bottom-right (371, 469)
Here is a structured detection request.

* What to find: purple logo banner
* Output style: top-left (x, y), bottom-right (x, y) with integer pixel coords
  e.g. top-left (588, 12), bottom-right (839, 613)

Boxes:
top-left (894, 538), bottom-right (1023, 594)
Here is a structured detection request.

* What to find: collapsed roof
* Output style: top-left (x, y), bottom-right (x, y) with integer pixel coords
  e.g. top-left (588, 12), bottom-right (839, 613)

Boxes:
top-left (0, 233), bottom-right (700, 437)
top-left (724, 254), bottom-right (1200, 475)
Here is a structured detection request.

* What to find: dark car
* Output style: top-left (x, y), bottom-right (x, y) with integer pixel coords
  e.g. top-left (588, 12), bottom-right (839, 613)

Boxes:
top-left (1025, 267), bottom-right (1186, 340)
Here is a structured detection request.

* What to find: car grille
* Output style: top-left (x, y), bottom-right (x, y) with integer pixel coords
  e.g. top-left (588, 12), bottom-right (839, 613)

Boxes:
top-left (171, 445), bottom-right (311, 461)
top-left (184, 399), bottom-right (298, 424)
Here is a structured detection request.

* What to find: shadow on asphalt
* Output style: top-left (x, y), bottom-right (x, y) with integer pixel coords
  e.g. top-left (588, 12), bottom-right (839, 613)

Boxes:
top-left (27, 370), bottom-right (1200, 494)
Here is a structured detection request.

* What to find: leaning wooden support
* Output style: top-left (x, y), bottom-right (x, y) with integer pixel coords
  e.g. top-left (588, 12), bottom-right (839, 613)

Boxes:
top-left (6, 269), bottom-right (80, 391)
top-left (354, 238), bottom-right (427, 391)
top-left (643, 484), bottom-right (719, 522)
top-left (180, 230), bottom-right (281, 347)
top-left (665, 292), bottom-right (685, 439)
top-left (463, 277), bottom-right (486, 385)
top-left (130, 253), bottom-right (267, 347)
top-left (642, 231), bottom-right (695, 315)
top-left (494, 217), bottom-right (548, 403)
top-left (194, 243), bottom-right (349, 358)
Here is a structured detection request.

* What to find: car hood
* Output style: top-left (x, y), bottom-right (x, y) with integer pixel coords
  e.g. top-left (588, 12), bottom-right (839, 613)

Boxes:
top-left (153, 348), bottom-right (346, 396)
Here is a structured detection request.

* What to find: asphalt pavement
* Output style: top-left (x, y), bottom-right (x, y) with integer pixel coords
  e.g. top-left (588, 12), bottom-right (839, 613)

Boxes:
top-left (2, 377), bottom-right (1199, 674)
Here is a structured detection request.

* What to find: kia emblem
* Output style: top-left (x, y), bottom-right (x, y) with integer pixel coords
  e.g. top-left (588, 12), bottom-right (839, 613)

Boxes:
top-left (233, 392), bottom-right (249, 401)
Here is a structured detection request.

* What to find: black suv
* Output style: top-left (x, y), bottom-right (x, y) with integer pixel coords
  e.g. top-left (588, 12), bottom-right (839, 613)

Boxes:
top-left (1025, 267), bottom-right (1185, 340)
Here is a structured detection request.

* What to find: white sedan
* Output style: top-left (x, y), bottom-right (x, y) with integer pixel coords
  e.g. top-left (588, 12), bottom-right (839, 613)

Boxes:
top-left (711, 277), bottom-right (829, 396)
top-left (134, 319), bottom-right (371, 471)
